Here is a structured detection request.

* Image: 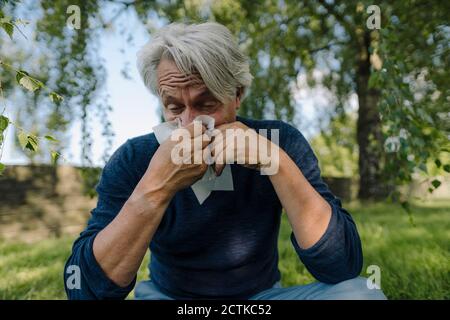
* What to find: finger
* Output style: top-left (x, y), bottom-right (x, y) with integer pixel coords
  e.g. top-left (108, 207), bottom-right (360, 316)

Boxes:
top-left (184, 121), bottom-right (206, 138)
top-left (189, 133), bottom-right (212, 164)
top-left (202, 133), bottom-right (212, 149)
top-left (191, 133), bottom-right (211, 151)
top-left (214, 120), bottom-right (242, 131)
top-left (215, 163), bottom-right (225, 176)
top-left (209, 133), bottom-right (224, 160)
top-left (213, 141), bottom-right (229, 176)
top-left (212, 147), bottom-right (228, 176)
top-left (209, 127), bottom-right (232, 153)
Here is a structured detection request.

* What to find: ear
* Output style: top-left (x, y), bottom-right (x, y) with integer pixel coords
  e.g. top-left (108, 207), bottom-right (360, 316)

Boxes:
top-left (235, 87), bottom-right (243, 110)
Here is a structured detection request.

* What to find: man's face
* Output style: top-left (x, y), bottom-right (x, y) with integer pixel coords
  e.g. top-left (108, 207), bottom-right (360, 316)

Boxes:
top-left (157, 58), bottom-right (241, 127)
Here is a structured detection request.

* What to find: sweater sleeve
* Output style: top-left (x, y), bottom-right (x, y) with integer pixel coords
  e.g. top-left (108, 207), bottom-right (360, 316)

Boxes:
top-left (281, 123), bottom-right (363, 284)
top-left (63, 140), bottom-right (139, 299)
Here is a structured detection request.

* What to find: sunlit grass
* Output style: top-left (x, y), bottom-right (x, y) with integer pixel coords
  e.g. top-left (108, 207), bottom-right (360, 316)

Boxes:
top-left (1, 201), bottom-right (448, 299)
top-left (279, 200), bottom-right (449, 299)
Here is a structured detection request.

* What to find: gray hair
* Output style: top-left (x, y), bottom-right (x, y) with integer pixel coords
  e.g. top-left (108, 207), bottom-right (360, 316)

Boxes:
top-left (137, 22), bottom-right (253, 104)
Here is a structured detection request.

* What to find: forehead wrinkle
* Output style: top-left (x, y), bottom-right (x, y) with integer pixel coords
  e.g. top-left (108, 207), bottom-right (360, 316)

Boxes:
top-left (158, 72), bottom-right (189, 83)
top-left (160, 85), bottom-right (211, 106)
top-left (158, 77), bottom-right (206, 99)
top-left (157, 63), bottom-right (209, 102)
top-left (159, 74), bottom-right (203, 87)
top-left (158, 82), bottom-right (197, 98)
top-left (158, 65), bottom-right (203, 83)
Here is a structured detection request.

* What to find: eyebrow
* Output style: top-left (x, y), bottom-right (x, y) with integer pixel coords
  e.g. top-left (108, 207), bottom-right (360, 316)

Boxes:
top-left (162, 96), bottom-right (181, 106)
top-left (162, 89), bottom-right (217, 105)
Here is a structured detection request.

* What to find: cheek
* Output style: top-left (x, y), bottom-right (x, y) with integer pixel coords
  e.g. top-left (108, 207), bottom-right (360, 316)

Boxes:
top-left (162, 109), bottom-right (175, 122)
top-left (214, 101), bottom-right (238, 126)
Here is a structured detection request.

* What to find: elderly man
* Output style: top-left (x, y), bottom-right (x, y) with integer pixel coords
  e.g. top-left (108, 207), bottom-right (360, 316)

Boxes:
top-left (64, 22), bottom-right (386, 300)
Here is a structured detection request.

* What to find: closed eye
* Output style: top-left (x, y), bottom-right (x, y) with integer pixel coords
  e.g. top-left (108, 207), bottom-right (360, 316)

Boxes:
top-left (203, 101), bottom-right (218, 106)
top-left (167, 104), bottom-right (184, 114)
top-left (198, 100), bottom-right (220, 110)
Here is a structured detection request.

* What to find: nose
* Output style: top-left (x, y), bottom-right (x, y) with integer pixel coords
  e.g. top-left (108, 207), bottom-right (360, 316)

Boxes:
top-left (180, 106), bottom-right (201, 127)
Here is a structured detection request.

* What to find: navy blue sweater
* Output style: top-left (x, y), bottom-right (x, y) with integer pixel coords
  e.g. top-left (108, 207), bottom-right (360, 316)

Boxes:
top-left (63, 116), bottom-right (363, 299)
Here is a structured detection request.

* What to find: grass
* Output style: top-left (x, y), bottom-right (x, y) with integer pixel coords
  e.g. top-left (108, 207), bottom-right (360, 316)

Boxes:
top-left (0, 201), bottom-right (448, 299)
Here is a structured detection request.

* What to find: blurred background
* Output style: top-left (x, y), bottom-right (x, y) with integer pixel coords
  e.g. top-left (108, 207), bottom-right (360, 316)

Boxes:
top-left (0, 0), bottom-right (448, 299)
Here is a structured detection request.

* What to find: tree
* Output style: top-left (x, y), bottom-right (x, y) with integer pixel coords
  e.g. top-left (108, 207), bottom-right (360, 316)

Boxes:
top-left (0, 0), bottom-right (111, 195)
top-left (1, 0), bottom-right (448, 201)
top-left (132, 0), bottom-right (449, 200)
top-left (1, 2), bottom-right (63, 170)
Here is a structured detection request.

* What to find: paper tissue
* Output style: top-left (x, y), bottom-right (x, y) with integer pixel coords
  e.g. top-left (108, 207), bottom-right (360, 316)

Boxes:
top-left (152, 115), bottom-right (234, 204)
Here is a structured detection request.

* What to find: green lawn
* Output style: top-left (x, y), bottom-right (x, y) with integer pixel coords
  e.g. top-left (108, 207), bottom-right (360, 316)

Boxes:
top-left (0, 201), bottom-right (449, 299)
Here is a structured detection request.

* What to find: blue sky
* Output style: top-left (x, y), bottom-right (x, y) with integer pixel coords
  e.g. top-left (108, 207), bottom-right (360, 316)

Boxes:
top-left (66, 9), bottom-right (161, 166)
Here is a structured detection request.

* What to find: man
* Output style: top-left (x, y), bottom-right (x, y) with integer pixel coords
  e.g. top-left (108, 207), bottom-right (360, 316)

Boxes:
top-left (64, 22), bottom-right (386, 300)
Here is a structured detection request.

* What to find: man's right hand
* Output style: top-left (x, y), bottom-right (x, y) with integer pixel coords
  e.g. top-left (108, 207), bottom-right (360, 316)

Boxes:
top-left (132, 121), bottom-right (211, 204)
top-left (92, 121), bottom-right (212, 288)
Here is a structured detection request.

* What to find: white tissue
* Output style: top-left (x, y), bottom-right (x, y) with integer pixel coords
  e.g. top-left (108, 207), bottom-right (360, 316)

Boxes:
top-left (152, 115), bottom-right (234, 204)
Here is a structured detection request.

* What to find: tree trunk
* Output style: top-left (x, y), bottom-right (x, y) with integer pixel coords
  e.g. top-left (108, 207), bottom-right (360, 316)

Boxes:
top-left (356, 31), bottom-right (386, 200)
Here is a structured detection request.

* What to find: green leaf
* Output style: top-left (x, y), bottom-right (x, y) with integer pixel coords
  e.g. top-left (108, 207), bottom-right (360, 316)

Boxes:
top-left (0, 17), bottom-right (14, 39)
top-left (50, 150), bottom-right (60, 165)
top-left (0, 115), bottom-right (9, 131)
top-left (400, 201), bottom-right (410, 212)
top-left (368, 72), bottom-right (380, 89)
top-left (17, 132), bottom-right (38, 152)
top-left (444, 164), bottom-right (450, 173)
top-left (26, 134), bottom-right (38, 151)
top-left (44, 135), bottom-right (59, 143)
top-left (18, 75), bottom-right (40, 92)
top-left (16, 71), bottom-right (43, 92)
top-left (400, 201), bottom-right (415, 226)
top-left (49, 92), bottom-right (64, 103)
top-left (0, 162), bottom-right (5, 175)
top-left (431, 179), bottom-right (441, 189)
top-left (434, 159), bottom-right (441, 168)
top-left (15, 70), bottom-right (28, 84)
top-left (18, 131), bottom-right (28, 149)
top-left (0, 115), bottom-right (7, 145)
